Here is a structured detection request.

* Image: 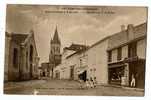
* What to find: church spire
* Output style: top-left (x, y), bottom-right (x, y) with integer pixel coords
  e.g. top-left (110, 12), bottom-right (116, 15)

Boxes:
top-left (52, 26), bottom-right (61, 44)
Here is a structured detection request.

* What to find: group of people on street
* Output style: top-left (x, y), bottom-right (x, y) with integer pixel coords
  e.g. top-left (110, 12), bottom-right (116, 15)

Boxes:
top-left (79, 77), bottom-right (97, 89)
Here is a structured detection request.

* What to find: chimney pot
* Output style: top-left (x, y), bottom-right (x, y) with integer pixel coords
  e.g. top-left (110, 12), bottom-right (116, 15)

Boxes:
top-left (127, 24), bottom-right (134, 40)
top-left (127, 24), bottom-right (134, 29)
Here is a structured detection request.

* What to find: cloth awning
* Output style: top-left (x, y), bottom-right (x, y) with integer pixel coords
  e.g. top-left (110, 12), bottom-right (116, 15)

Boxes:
top-left (76, 66), bottom-right (87, 74)
top-left (77, 70), bottom-right (86, 74)
top-left (123, 56), bottom-right (138, 63)
top-left (108, 63), bottom-right (125, 68)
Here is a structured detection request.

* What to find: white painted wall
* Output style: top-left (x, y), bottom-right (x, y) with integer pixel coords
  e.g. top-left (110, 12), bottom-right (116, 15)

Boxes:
top-left (86, 39), bottom-right (109, 84)
top-left (54, 38), bottom-right (109, 85)
top-left (55, 51), bottom-right (80, 80)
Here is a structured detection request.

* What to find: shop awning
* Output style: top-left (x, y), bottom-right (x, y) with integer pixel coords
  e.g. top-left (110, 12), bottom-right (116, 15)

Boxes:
top-left (108, 63), bottom-right (125, 68)
top-left (77, 70), bottom-right (86, 74)
top-left (123, 56), bottom-right (138, 63)
top-left (76, 66), bottom-right (87, 74)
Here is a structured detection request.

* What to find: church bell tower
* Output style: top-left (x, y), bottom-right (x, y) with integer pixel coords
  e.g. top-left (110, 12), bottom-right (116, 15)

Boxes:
top-left (49, 26), bottom-right (61, 67)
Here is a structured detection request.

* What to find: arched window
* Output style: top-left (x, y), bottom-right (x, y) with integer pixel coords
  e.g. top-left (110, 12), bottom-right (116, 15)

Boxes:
top-left (13, 48), bottom-right (18, 68)
top-left (29, 45), bottom-right (33, 77)
top-left (30, 45), bottom-right (33, 62)
top-left (26, 51), bottom-right (28, 69)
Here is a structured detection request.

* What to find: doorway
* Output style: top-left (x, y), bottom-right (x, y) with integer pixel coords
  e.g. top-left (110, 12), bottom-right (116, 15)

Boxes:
top-left (29, 45), bottom-right (33, 78)
top-left (78, 71), bottom-right (87, 82)
top-left (129, 60), bottom-right (145, 88)
top-left (70, 66), bottom-right (74, 80)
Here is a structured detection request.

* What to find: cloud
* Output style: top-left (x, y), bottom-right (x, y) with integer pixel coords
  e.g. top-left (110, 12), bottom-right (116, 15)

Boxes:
top-left (6, 5), bottom-right (147, 64)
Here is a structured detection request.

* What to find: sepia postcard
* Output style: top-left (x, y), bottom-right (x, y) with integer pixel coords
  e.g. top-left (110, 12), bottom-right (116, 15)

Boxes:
top-left (4, 4), bottom-right (148, 96)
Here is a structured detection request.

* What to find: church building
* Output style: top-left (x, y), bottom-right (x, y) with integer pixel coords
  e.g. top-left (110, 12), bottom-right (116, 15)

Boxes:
top-left (4, 30), bottom-right (39, 81)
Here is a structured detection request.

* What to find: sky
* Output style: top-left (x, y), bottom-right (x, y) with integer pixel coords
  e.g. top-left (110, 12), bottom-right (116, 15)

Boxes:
top-left (6, 5), bottom-right (148, 64)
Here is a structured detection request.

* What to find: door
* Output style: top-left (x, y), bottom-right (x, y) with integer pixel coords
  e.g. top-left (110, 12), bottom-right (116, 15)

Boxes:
top-left (129, 60), bottom-right (145, 88)
top-left (70, 66), bottom-right (74, 80)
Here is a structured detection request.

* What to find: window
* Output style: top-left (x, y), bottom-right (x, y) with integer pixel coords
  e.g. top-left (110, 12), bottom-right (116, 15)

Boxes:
top-left (108, 51), bottom-right (112, 62)
top-left (117, 47), bottom-right (122, 61)
top-left (13, 48), bottom-right (18, 68)
top-left (30, 45), bottom-right (33, 62)
top-left (58, 47), bottom-right (60, 53)
top-left (26, 51), bottom-right (28, 69)
top-left (53, 47), bottom-right (55, 53)
top-left (56, 47), bottom-right (60, 53)
top-left (128, 42), bottom-right (137, 57)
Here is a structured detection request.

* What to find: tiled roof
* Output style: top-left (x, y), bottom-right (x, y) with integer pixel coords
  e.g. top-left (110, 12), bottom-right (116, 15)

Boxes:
top-left (66, 44), bottom-right (89, 59)
top-left (108, 22), bottom-right (147, 50)
top-left (64, 43), bottom-right (89, 51)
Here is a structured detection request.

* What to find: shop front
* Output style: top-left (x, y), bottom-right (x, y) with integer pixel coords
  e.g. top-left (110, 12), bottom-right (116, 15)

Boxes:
top-left (108, 57), bottom-right (145, 89)
top-left (124, 57), bottom-right (145, 88)
top-left (76, 66), bottom-right (87, 82)
top-left (108, 62), bottom-right (125, 85)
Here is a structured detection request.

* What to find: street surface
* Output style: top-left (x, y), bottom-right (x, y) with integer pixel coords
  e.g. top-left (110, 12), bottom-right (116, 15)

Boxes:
top-left (4, 79), bottom-right (144, 96)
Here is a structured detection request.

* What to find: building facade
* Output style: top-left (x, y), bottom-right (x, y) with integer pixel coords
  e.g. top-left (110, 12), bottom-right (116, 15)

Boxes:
top-left (53, 22), bottom-right (147, 88)
top-left (40, 62), bottom-right (51, 77)
top-left (4, 30), bottom-right (39, 81)
top-left (86, 37), bottom-right (109, 84)
top-left (54, 38), bottom-right (109, 85)
top-left (53, 44), bottom-right (88, 80)
top-left (107, 23), bottom-right (147, 88)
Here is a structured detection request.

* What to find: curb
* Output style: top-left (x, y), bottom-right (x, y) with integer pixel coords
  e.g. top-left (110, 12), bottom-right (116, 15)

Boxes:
top-left (99, 84), bottom-right (144, 92)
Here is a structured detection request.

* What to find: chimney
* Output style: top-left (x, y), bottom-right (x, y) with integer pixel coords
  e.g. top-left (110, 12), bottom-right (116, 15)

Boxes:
top-left (127, 24), bottom-right (134, 40)
top-left (121, 25), bottom-right (125, 31)
top-left (127, 24), bottom-right (134, 30)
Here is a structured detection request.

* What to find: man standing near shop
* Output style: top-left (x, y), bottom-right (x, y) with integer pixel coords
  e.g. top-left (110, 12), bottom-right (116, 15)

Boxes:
top-left (130, 73), bottom-right (136, 87)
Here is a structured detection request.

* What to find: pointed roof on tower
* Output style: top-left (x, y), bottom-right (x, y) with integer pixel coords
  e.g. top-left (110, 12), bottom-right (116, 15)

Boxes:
top-left (51, 26), bottom-right (61, 44)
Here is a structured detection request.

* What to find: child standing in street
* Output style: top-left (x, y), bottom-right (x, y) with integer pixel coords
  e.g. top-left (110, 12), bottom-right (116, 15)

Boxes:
top-left (85, 79), bottom-right (90, 89)
top-left (93, 77), bottom-right (97, 88)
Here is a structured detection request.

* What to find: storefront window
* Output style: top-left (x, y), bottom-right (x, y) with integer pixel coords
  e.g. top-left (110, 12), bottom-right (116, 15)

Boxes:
top-left (109, 67), bottom-right (124, 84)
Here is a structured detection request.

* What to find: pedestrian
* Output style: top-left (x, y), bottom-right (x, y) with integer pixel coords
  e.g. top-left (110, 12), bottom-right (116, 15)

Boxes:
top-left (93, 77), bottom-right (97, 88)
top-left (90, 77), bottom-right (94, 88)
top-left (85, 79), bottom-right (90, 89)
top-left (130, 74), bottom-right (136, 87)
top-left (79, 78), bottom-right (84, 89)
top-left (33, 89), bottom-right (39, 95)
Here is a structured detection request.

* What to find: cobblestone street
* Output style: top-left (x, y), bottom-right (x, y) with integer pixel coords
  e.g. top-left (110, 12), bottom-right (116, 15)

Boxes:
top-left (4, 79), bottom-right (144, 96)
